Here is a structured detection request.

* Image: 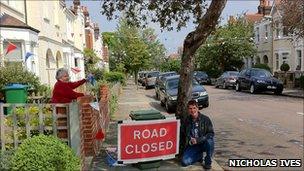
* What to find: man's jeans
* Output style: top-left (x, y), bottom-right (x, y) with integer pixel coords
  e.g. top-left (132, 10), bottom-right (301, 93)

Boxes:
top-left (181, 138), bottom-right (214, 166)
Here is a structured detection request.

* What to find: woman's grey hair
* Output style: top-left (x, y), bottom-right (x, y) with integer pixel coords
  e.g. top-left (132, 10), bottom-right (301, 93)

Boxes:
top-left (56, 68), bottom-right (69, 80)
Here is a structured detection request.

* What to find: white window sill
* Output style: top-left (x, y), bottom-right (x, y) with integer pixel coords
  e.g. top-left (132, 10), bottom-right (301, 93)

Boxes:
top-left (43, 17), bottom-right (50, 23)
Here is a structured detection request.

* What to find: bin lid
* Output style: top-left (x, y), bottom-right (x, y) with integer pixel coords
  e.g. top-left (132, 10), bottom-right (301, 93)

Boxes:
top-left (3, 83), bottom-right (29, 90)
top-left (129, 109), bottom-right (165, 120)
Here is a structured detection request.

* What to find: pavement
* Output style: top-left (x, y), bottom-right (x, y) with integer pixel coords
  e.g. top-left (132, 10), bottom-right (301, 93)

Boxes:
top-left (90, 80), bottom-right (224, 171)
top-left (282, 88), bottom-right (304, 98)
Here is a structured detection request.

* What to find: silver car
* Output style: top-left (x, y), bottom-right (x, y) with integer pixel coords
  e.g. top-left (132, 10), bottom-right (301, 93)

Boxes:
top-left (143, 71), bottom-right (159, 89)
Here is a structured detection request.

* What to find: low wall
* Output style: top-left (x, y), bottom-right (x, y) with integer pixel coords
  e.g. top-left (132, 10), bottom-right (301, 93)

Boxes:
top-left (76, 82), bottom-right (121, 170)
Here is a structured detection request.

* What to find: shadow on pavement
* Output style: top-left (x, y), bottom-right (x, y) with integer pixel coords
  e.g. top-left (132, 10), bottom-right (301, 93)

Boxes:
top-left (149, 102), bottom-right (167, 113)
top-left (145, 94), bottom-right (157, 100)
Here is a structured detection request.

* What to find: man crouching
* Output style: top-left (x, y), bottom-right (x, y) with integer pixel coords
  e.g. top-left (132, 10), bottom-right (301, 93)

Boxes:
top-left (181, 100), bottom-right (214, 169)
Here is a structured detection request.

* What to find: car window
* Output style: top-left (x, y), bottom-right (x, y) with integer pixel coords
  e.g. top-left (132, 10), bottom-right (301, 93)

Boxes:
top-left (195, 71), bottom-right (208, 77)
top-left (239, 70), bottom-right (246, 76)
top-left (228, 72), bottom-right (238, 76)
top-left (166, 79), bottom-right (179, 90)
top-left (166, 79), bottom-right (200, 90)
top-left (147, 72), bottom-right (159, 77)
top-left (251, 70), bottom-right (272, 77)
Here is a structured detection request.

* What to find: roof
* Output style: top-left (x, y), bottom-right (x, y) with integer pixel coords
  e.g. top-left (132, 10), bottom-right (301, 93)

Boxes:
top-left (244, 13), bottom-right (264, 23)
top-left (164, 75), bottom-right (180, 81)
top-left (0, 14), bottom-right (39, 33)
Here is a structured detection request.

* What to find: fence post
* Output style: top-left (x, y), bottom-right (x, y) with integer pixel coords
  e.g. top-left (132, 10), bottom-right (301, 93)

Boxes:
top-left (68, 102), bottom-right (81, 156)
top-left (0, 103), bottom-right (5, 151)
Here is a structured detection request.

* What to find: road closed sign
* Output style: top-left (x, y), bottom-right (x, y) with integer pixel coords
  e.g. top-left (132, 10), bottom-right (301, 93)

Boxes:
top-left (117, 118), bottom-right (180, 163)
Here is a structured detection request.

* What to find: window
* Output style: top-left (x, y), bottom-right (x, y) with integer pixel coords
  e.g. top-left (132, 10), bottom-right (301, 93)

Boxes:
top-left (74, 58), bottom-right (78, 67)
top-left (43, 2), bottom-right (50, 21)
top-left (297, 50), bottom-right (302, 70)
top-left (282, 52), bottom-right (289, 64)
top-left (3, 41), bottom-right (23, 61)
top-left (264, 25), bottom-right (268, 39)
top-left (275, 22), bottom-right (280, 38)
top-left (275, 53), bottom-right (279, 70)
top-left (256, 27), bottom-right (260, 42)
top-left (31, 61), bottom-right (36, 73)
top-left (283, 27), bottom-right (289, 37)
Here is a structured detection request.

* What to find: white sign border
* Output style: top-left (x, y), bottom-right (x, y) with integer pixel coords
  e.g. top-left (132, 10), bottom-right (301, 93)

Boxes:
top-left (117, 117), bottom-right (180, 164)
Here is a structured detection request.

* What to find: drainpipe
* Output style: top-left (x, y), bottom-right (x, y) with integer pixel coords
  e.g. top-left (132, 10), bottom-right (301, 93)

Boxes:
top-left (24, 0), bottom-right (28, 24)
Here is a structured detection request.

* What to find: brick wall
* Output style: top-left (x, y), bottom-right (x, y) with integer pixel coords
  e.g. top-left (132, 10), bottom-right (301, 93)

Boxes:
top-left (77, 84), bottom-right (110, 170)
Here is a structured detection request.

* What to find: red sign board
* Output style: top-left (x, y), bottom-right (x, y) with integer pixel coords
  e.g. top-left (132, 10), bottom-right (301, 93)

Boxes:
top-left (118, 118), bottom-right (180, 163)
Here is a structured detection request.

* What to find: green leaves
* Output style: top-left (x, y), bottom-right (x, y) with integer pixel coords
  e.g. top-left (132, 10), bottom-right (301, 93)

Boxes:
top-left (196, 16), bottom-right (256, 77)
top-left (11, 135), bottom-right (80, 171)
top-left (0, 63), bottom-right (41, 91)
top-left (83, 48), bottom-right (100, 73)
top-left (100, 0), bottom-right (208, 31)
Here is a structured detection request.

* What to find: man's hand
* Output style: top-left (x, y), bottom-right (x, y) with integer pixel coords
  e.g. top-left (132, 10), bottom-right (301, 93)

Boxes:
top-left (189, 137), bottom-right (197, 145)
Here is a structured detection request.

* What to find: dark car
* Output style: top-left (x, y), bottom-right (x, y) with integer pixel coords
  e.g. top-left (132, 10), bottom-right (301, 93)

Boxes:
top-left (155, 71), bottom-right (177, 99)
top-left (215, 71), bottom-right (239, 89)
top-left (138, 71), bottom-right (147, 84)
top-left (193, 71), bottom-right (211, 85)
top-left (235, 68), bottom-right (283, 94)
top-left (159, 75), bottom-right (209, 112)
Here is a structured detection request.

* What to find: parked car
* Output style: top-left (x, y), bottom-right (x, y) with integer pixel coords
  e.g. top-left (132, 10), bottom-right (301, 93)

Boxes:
top-left (215, 71), bottom-right (239, 89)
top-left (159, 75), bottom-right (209, 112)
top-left (193, 71), bottom-right (211, 85)
top-left (235, 68), bottom-right (283, 94)
top-left (143, 71), bottom-right (159, 89)
top-left (155, 71), bottom-right (177, 99)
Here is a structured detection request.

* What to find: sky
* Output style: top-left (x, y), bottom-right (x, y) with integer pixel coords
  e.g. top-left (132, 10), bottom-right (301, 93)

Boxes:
top-left (67, 0), bottom-right (260, 54)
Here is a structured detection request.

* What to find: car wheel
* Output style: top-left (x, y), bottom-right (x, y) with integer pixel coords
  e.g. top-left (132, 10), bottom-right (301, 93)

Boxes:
top-left (160, 99), bottom-right (165, 106)
top-left (236, 82), bottom-right (241, 91)
top-left (250, 84), bottom-right (256, 94)
top-left (165, 100), bottom-right (172, 113)
top-left (205, 102), bottom-right (209, 108)
top-left (223, 82), bottom-right (227, 89)
top-left (274, 89), bottom-right (283, 95)
top-left (215, 84), bottom-right (219, 88)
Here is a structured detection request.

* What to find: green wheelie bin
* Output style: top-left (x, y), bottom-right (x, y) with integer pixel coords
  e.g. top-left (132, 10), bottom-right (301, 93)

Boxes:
top-left (129, 109), bottom-right (165, 170)
top-left (3, 83), bottom-right (29, 114)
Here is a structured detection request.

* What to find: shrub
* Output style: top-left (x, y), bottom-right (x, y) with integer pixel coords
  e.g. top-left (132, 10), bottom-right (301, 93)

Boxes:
top-left (253, 63), bottom-right (271, 71)
top-left (0, 64), bottom-right (41, 90)
top-left (0, 150), bottom-right (14, 170)
top-left (104, 72), bottom-right (125, 84)
top-left (109, 93), bottom-right (118, 119)
top-left (11, 135), bottom-right (80, 171)
top-left (90, 68), bottom-right (105, 81)
top-left (280, 63), bottom-right (290, 72)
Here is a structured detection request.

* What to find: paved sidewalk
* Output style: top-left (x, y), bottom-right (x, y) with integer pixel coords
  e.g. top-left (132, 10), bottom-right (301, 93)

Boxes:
top-left (90, 80), bottom-right (223, 171)
top-left (282, 88), bottom-right (304, 98)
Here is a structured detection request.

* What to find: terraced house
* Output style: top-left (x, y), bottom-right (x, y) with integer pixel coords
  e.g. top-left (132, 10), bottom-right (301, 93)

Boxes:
top-left (0, 0), bottom-right (106, 86)
top-left (253, 0), bottom-right (304, 72)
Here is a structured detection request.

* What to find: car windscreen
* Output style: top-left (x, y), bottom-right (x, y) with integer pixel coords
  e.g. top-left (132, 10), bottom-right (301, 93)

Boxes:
top-left (166, 79), bottom-right (200, 90)
top-left (252, 70), bottom-right (272, 78)
top-left (147, 72), bottom-right (159, 77)
top-left (228, 72), bottom-right (239, 76)
top-left (195, 72), bottom-right (208, 78)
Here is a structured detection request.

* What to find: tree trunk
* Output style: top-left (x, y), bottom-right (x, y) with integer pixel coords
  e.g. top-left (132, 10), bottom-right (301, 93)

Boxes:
top-left (175, 0), bottom-right (227, 122)
top-left (176, 0), bottom-right (227, 156)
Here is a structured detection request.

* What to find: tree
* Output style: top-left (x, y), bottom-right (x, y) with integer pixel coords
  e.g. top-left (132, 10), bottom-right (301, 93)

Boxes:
top-left (100, 0), bottom-right (227, 120)
top-left (142, 28), bottom-right (167, 70)
top-left (160, 58), bottom-right (181, 72)
top-left (281, 0), bottom-right (304, 38)
top-left (116, 19), bottom-right (151, 84)
top-left (196, 16), bottom-right (256, 77)
top-left (83, 48), bottom-right (100, 73)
